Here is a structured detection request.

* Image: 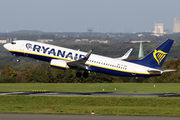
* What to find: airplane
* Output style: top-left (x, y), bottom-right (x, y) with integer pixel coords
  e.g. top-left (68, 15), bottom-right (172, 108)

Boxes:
top-left (3, 39), bottom-right (175, 78)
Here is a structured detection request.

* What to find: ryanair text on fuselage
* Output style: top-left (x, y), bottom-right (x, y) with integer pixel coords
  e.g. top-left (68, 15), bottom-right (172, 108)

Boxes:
top-left (26, 43), bottom-right (85, 60)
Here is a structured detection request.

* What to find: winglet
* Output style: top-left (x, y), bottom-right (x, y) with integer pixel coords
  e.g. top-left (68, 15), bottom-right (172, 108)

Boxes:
top-left (116, 48), bottom-right (133, 60)
top-left (84, 49), bottom-right (93, 60)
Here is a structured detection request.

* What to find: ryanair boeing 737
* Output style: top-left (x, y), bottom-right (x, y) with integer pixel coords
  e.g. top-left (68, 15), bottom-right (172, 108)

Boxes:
top-left (3, 39), bottom-right (175, 78)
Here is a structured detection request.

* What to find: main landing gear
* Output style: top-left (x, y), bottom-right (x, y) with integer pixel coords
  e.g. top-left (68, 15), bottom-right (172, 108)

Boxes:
top-left (83, 71), bottom-right (89, 78)
top-left (76, 71), bottom-right (89, 78)
top-left (76, 71), bottom-right (82, 78)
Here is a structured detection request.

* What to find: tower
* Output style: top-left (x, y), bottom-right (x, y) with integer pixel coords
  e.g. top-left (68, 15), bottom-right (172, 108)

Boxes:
top-left (173, 17), bottom-right (180, 33)
top-left (138, 39), bottom-right (144, 59)
top-left (87, 28), bottom-right (93, 36)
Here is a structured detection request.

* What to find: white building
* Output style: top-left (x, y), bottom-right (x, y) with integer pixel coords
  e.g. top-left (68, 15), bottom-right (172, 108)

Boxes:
top-left (75, 39), bottom-right (81, 42)
top-left (0, 40), bottom-right (6, 44)
top-left (152, 23), bottom-right (164, 36)
top-left (37, 39), bottom-right (53, 43)
top-left (173, 17), bottom-right (180, 33)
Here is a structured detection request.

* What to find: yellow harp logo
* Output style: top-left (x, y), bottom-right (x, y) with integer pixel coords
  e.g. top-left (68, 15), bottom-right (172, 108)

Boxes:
top-left (153, 50), bottom-right (167, 65)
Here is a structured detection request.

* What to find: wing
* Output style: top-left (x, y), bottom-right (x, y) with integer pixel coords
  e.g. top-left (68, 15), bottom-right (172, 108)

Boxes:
top-left (67, 49), bottom-right (93, 70)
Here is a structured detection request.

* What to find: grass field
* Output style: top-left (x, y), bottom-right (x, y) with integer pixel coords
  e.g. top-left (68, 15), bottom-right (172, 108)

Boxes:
top-left (0, 83), bottom-right (180, 93)
top-left (1, 83), bottom-right (180, 116)
top-left (0, 95), bottom-right (180, 116)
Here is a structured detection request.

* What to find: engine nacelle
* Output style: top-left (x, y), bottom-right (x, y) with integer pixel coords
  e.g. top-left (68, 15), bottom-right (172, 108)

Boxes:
top-left (50, 59), bottom-right (69, 70)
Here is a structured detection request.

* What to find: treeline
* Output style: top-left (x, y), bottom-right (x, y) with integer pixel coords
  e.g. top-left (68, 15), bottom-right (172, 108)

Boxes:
top-left (0, 63), bottom-right (113, 83)
top-left (3, 31), bottom-right (180, 44)
top-left (0, 59), bottom-right (180, 83)
top-left (55, 42), bottom-right (180, 59)
top-left (2, 37), bottom-right (180, 60)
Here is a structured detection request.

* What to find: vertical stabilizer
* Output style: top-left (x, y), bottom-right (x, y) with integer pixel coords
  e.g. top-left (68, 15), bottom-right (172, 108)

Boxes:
top-left (130, 39), bottom-right (174, 69)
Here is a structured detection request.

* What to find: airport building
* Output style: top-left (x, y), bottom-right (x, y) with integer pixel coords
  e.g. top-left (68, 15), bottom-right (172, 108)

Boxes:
top-left (173, 17), bottom-right (180, 33)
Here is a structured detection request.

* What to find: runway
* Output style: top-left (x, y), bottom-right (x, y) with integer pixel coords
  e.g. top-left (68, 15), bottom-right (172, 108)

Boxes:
top-left (0, 91), bottom-right (180, 97)
top-left (1, 114), bottom-right (180, 120)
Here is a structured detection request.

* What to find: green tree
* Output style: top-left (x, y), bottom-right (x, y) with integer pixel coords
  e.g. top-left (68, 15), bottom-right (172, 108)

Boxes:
top-left (0, 66), bottom-right (17, 83)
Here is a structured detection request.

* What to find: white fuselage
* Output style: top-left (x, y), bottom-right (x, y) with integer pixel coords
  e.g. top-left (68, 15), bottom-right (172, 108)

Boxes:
top-left (4, 40), bottom-right (161, 77)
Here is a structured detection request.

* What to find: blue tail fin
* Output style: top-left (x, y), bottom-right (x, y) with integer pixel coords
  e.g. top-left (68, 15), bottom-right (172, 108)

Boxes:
top-left (130, 39), bottom-right (174, 69)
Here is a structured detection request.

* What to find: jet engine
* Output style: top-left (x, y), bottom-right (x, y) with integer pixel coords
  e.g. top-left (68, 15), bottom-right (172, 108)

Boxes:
top-left (50, 59), bottom-right (69, 70)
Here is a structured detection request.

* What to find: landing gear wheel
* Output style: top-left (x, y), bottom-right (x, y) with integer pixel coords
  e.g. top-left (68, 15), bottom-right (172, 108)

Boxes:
top-left (83, 71), bottom-right (89, 78)
top-left (76, 72), bottom-right (82, 78)
top-left (17, 59), bottom-right (20, 62)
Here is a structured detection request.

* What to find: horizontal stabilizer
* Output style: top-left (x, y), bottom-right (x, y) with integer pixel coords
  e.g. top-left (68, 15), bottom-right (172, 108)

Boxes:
top-left (161, 69), bottom-right (176, 73)
top-left (147, 69), bottom-right (161, 74)
top-left (148, 69), bottom-right (176, 74)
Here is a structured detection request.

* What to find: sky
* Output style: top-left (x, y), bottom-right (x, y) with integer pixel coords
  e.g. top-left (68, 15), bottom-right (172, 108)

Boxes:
top-left (0, 0), bottom-right (180, 33)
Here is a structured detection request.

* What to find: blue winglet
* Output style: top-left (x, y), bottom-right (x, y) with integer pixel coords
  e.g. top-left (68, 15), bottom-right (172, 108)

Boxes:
top-left (84, 49), bottom-right (93, 60)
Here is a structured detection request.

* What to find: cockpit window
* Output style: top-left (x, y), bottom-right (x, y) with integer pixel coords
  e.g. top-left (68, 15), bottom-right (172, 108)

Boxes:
top-left (11, 41), bottom-right (16, 44)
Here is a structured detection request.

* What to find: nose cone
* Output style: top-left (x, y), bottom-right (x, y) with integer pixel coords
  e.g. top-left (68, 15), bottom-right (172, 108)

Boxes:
top-left (3, 43), bottom-right (10, 50)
